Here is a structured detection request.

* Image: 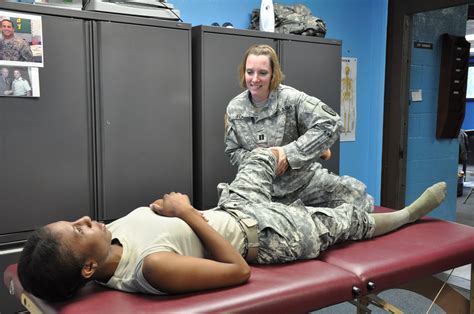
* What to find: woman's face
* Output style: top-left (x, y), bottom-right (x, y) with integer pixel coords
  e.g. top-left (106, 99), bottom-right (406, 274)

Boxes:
top-left (48, 216), bottom-right (112, 265)
top-left (245, 54), bottom-right (272, 103)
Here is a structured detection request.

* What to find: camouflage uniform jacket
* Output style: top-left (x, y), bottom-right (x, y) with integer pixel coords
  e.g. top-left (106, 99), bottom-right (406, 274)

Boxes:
top-left (225, 84), bottom-right (342, 197)
top-left (1, 36), bottom-right (33, 62)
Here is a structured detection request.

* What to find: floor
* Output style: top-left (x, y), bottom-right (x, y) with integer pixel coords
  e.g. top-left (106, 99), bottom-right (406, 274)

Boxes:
top-left (448, 163), bottom-right (474, 293)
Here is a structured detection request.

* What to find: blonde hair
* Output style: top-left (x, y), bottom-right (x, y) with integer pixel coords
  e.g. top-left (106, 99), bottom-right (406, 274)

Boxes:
top-left (238, 44), bottom-right (284, 91)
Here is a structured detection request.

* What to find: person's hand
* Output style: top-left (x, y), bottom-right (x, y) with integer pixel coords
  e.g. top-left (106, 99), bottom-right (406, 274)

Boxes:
top-left (150, 192), bottom-right (190, 218)
top-left (150, 193), bottom-right (207, 221)
top-left (270, 146), bottom-right (289, 176)
top-left (320, 149), bottom-right (331, 160)
top-left (151, 198), bottom-right (164, 209)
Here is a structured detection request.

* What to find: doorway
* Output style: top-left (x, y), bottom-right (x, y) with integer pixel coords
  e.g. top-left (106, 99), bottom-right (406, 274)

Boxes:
top-left (403, 5), bottom-right (470, 223)
top-left (382, 0), bottom-right (472, 220)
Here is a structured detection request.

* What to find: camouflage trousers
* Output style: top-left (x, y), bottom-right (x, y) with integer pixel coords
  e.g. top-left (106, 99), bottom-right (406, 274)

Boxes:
top-left (274, 164), bottom-right (375, 213)
top-left (218, 148), bottom-right (375, 264)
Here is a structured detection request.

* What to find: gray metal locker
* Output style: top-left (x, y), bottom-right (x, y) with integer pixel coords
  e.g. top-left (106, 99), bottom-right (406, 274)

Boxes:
top-left (0, 3), bottom-right (193, 231)
top-left (0, 11), bottom-right (94, 310)
top-left (192, 26), bottom-right (276, 210)
top-left (0, 14), bottom-right (94, 243)
top-left (280, 39), bottom-right (342, 172)
top-left (94, 21), bottom-right (193, 220)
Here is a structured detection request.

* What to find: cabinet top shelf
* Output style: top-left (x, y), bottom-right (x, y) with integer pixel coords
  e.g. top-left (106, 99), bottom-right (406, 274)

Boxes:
top-left (0, 1), bottom-right (191, 30)
top-left (192, 25), bottom-right (341, 46)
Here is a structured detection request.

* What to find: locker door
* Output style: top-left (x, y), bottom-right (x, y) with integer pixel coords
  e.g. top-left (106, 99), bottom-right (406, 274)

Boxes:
top-left (194, 29), bottom-right (275, 209)
top-left (279, 40), bottom-right (342, 173)
top-left (0, 15), bottom-right (93, 242)
top-left (94, 21), bottom-right (192, 220)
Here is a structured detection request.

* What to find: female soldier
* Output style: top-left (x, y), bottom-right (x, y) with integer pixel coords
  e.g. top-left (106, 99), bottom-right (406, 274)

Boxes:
top-left (225, 44), bottom-right (373, 211)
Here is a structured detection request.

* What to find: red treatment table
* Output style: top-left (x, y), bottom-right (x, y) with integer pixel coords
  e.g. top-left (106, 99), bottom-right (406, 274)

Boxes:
top-left (4, 207), bottom-right (474, 313)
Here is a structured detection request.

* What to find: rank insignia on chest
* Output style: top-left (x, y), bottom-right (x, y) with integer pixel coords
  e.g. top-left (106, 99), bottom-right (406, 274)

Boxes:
top-left (257, 133), bottom-right (266, 143)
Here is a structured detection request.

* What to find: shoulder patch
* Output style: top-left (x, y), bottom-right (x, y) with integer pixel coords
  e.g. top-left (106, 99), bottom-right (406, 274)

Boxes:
top-left (321, 104), bottom-right (337, 116)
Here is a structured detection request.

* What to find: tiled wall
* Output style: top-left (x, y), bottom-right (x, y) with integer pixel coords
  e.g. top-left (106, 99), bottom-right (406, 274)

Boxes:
top-left (407, 5), bottom-right (468, 220)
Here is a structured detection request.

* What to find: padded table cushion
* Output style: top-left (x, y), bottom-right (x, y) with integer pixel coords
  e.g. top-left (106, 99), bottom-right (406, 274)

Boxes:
top-left (5, 206), bottom-right (474, 313)
top-left (4, 260), bottom-right (360, 313)
top-left (319, 206), bottom-right (474, 294)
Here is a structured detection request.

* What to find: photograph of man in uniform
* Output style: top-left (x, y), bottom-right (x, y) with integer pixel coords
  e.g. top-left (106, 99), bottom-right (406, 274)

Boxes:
top-left (0, 11), bottom-right (44, 67)
top-left (0, 65), bottom-right (39, 97)
top-left (11, 68), bottom-right (32, 96)
top-left (0, 66), bottom-right (11, 95)
top-left (1, 18), bottom-right (33, 62)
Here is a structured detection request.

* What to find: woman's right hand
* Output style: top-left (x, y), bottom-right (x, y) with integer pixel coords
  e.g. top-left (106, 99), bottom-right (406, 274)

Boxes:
top-left (270, 146), bottom-right (289, 176)
top-left (150, 192), bottom-right (207, 221)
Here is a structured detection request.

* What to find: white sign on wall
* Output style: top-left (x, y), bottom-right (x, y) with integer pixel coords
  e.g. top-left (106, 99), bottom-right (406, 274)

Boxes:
top-left (467, 66), bottom-right (474, 99)
top-left (340, 57), bottom-right (357, 141)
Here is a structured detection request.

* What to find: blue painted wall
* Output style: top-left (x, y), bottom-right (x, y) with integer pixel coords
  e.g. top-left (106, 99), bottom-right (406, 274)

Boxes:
top-left (463, 100), bottom-right (474, 129)
top-left (407, 6), bottom-right (468, 221)
top-left (172, 0), bottom-right (388, 204)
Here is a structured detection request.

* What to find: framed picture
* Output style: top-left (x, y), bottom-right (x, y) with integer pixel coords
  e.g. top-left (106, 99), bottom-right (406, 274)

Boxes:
top-left (0, 65), bottom-right (40, 97)
top-left (1, 10), bottom-right (44, 67)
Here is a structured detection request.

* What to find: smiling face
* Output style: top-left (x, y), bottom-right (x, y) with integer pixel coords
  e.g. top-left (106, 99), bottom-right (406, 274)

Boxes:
top-left (47, 216), bottom-right (112, 267)
top-left (1, 20), bottom-right (14, 39)
top-left (245, 54), bottom-right (272, 103)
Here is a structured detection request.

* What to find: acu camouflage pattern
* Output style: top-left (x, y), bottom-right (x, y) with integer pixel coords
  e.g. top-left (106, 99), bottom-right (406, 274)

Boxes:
top-left (217, 148), bottom-right (375, 264)
top-left (250, 4), bottom-right (327, 37)
top-left (225, 84), bottom-right (374, 212)
top-left (1, 37), bottom-right (33, 62)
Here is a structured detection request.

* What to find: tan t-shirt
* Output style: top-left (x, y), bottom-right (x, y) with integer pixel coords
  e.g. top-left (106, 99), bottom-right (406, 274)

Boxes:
top-left (104, 206), bottom-right (245, 294)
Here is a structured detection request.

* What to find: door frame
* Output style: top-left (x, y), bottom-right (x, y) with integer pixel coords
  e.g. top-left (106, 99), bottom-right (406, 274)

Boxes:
top-left (381, 0), bottom-right (472, 208)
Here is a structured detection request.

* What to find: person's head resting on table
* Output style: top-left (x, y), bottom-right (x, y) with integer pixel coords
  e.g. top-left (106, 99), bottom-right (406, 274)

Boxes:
top-left (18, 216), bottom-right (112, 302)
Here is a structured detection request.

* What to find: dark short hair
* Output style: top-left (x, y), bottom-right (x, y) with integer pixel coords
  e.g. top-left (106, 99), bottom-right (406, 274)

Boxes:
top-left (238, 44), bottom-right (284, 91)
top-left (1, 19), bottom-right (13, 27)
top-left (17, 227), bottom-right (88, 302)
